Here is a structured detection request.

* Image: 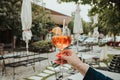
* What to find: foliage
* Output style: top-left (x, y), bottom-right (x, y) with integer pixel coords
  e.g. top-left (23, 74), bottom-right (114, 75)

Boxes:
top-left (31, 4), bottom-right (55, 39)
top-left (0, 0), bottom-right (22, 37)
top-left (31, 40), bottom-right (54, 52)
top-left (0, 0), bottom-right (55, 42)
top-left (67, 11), bottom-right (93, 35)
top-left (59, 0), bottom-right (120, 38)
top-left (82, 20), bottom-right (93, 35)
top-left (83, 0), bottom-right (120, 37)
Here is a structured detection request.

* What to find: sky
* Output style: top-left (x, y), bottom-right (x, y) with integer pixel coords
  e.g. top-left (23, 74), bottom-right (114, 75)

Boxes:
top-left (39, 0), bottom-right (91, 22)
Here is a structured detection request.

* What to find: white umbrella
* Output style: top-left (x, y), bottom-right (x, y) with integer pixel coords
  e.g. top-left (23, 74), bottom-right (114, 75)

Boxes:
top-left (93, 27), bottom-right (99, 39)
top-left (93, 14), bottom-right (98, 24)
top-left (73, 4), bottom-right (83, 34)
top-left (21, 0), bottom-right (32, 53)
top-left (73, 4), bottom-right (83, 51)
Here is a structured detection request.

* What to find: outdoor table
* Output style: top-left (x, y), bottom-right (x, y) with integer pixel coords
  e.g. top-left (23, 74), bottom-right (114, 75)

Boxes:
top-left (81, 54), bottom-right (96, 59)
top-left (67, 69), bottom-right (120, 80)
top-left (78, 54), bottom-right (96, 62)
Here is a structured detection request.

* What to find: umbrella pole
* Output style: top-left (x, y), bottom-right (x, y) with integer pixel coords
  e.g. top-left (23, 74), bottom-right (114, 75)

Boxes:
top-left (77, 39), bottom-right (83, 61)
top-left (76, 35), bottom-right (83, 61)
top-left (74, 34), bottom-right (79, 52)
top-left (26, 41), bottom-right (29, 54)
top-left (76, 39), bottom-right (79, 52)
top-left (26, 41), bottom-right (29, 61)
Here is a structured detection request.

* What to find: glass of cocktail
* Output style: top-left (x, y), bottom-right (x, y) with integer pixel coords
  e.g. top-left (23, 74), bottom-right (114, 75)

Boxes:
top-left (52, 24), bottom-right (71, 79)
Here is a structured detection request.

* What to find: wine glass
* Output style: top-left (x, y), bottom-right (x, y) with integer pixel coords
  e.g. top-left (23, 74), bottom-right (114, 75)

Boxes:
top-left (52, 25), bottom-right (71, 79)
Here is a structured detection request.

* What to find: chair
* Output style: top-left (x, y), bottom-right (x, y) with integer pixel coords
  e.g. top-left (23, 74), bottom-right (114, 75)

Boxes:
top-left (88, 46), bottom-right (102, 66)
top-left (0, 43), bottom-right (4, 54)
top-left (108, 55), bottom-right (120, 73)
top-left (0, 43), bottom-right (5, 75)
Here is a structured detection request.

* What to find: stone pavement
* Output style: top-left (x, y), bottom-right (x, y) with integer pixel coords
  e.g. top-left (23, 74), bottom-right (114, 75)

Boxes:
top-left (0, 51), bottom-right (57, 80)
top-left (107, 46), bottom-right (120, 55)
top-left (0, 46), bottom-right (120, 80)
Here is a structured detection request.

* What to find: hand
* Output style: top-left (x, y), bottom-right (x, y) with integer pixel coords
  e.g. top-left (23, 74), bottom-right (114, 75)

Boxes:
top-left (55, 50), bottom-right (72, 64)
top-left (60, 50), bottom-right (83, 69)
top-left (55, 50), bottom-right (89, 76)
top-left (55, 50), bottom-right (82, 67)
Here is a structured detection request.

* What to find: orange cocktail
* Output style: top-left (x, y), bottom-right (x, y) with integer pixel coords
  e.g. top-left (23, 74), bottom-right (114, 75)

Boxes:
top-left (52, 36), bottom-right (71, 50)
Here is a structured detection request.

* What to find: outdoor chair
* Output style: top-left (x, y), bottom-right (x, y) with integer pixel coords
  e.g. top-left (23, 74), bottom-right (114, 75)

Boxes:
top-left (108, 55), bottom-right (120, 73)
top-left (84, 46), bottom-right (102, 67)
top-left (0, 43), bottom-right (4, 54)
top-left (0, 43), bottom-right (4, 61)
top-left (93, 54), bottom-right (120, 73)
top-left (0, 43), bottom-right (7, 75)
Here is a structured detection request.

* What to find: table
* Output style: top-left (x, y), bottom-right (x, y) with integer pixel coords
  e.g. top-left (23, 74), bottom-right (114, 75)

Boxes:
top-left (78, 54), bottom-right (96, 62)
top-left (81, 54), bottom-right (96, 60)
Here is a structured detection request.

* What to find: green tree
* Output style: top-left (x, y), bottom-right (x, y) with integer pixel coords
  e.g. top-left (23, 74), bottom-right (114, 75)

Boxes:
top-left (68, 21), bottom-right (74, 34)
top-left (82, 20), bottom-right (93, 35)
top-left (0, 0), bottom-right (22, 36)
top-left (58, 0), bottom-right (95, 35)
top-left (0, 0), bottom-right (55, 43)
top-left (32, 4), bottom-right (55, 40)
top-left (67, 15), bottom-right (93, 36)
top-left (84, 0), bottom-right (120, 38)
top-left (59, 0), bottom-right (120, 38)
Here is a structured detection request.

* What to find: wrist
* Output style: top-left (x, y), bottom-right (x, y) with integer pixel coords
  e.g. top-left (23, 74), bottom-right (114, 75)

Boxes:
top-left (76, 62), bottom-right (89, 76)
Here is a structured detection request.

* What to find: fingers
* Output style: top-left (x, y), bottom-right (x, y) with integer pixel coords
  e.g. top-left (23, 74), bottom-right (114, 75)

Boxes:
top-left (55, 49), bottom-right (72, 64)
top-left (56, 50), bottom-right (72, 58)
top-left (61, 55), bottom-right (69, 60)
top-left (55, 59), bottom-right (67, 64)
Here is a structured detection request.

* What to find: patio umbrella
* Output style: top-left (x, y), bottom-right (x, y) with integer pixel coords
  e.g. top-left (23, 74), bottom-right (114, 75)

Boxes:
top-left (21, 0), bottom-right (32, 53)
top-left (73, 4), bottom-right (83, 51)
top-left (93, 14), bottom-right (98, 24)
top-left (93, 27), bottom-right (99, 39)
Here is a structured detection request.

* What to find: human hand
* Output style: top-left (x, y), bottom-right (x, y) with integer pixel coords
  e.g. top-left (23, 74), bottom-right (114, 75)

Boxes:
top-left (61, 50), bottom-right (82, 69)
top-left (55, 50), bottom-right (72, 64)
top-left (55, 50), bottom-right (89, 76)
top-left (55, 50), bottom-right (82, 67)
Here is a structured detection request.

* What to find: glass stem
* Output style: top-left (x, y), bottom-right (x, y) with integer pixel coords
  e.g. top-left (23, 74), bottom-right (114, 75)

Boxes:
top-left (60, 49), bottom-right (63, 79)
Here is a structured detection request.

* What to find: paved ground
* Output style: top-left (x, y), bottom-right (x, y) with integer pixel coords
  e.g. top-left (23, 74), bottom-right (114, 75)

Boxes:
top-left (0, 51), bottom-right (56, 80)
top-left (0, 45), bottom-right (120, 80)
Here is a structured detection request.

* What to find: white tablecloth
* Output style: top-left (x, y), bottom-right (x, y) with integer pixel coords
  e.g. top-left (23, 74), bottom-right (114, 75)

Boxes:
top-left (78, 54), bottom-right (96, 61)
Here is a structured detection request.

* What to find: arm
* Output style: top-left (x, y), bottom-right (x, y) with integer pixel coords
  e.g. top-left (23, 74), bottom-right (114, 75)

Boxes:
top-left (84, 67), bottom-right (113, 80)
top-left (61, 51), bottom-right (89, 76)
top-left (59, 50), bottom-right (112, 80)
